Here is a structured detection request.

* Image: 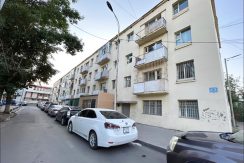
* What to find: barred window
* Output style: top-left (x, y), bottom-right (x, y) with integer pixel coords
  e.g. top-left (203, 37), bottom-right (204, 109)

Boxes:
top-left (179, 100), bottom-right (199, 119)
top-left (177, 60), bottom-right (195, 80)
top-left (143, 100), bottom-right (162, 116)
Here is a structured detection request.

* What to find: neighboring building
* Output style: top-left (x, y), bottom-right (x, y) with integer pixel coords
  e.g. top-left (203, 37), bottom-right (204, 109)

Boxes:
top-left (52, 0), bottom-right (232, 132)
top-left (15, 85), bottom-right (52, 104)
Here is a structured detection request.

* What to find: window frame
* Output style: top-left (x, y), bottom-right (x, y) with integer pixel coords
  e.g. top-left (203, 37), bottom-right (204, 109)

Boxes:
top-left (176, 60), bottom-right (195, 80)
top-left (124, 76), bottom-right (131, 87)
top-left (179, 100), bottom-right (199, 119)
top-left (127, 32), bottom-right (134, 42)
top-left (126, 53), bottom-right (133, 64)
top-left (143, 100), bottom-right (162, 116)
top-left (175, 27), bottom-right (192, 46)
top-left (173, 0), bottom-right (188, 15)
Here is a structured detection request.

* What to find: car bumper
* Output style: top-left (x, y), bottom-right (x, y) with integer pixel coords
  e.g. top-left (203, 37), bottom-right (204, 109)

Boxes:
top-left (100, 131), bottom-right (138, 147)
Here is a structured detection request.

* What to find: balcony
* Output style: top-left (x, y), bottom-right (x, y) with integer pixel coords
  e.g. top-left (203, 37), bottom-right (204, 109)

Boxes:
top-left (96, 53), bottom-right (110, 65)
top-left (133, 79), bottom-right (168, 95)
top-left (135, 46), bottom-right (167, 69)
top-left (79, 92), bottom-right (88, 96)
top-left (92, 90), bottom-right (100, 95)
top-left (80, 66), bottom-right (89, 74)
top-left (79, 79), bottom-right (87, 86)
top-left (69, 74), bottom-right (75, 80)
top-left (65, 95), bottom-right (71, 99)
top-left (94, 70), bottom-right (109, 81)
top-left (136, 17), bottom-right (167, 46)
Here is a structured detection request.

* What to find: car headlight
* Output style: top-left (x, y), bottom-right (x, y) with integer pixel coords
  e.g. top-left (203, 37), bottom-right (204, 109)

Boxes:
top-left (67, 111), bottom-right (71, 117)
top-left (168, 136), bottom-right (179, 151)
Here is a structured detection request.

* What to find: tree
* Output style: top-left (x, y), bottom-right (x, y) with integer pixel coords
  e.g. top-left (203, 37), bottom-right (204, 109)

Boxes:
top-left (225, 75), bottom-right (244, 122)
top-left (0, 0), bottom-right (83, 113)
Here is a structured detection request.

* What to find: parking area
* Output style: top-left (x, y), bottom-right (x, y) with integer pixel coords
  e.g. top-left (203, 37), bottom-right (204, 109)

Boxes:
top-left (0, 106), bottom-right (166, 163)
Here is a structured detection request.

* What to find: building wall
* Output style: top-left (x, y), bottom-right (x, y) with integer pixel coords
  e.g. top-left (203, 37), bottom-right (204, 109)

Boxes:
top-left (52, 0), bottom-right (232, 132)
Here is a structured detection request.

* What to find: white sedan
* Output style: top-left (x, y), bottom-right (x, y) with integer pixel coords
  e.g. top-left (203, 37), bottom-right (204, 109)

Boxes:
top-left (67, 108), bottom-right (138, 149)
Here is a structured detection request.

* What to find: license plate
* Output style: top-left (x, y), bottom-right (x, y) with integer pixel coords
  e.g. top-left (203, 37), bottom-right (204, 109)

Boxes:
top-left (123, 127), bottom-right (129, 134)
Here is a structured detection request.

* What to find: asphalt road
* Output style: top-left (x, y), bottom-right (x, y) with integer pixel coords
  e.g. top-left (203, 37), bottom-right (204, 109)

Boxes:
top-left (0, 106), bottom-right (166, 163)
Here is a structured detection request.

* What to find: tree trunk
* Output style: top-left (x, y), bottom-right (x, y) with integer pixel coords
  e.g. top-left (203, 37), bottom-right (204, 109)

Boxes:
top-left (4, 92), bottom-right (12, 114)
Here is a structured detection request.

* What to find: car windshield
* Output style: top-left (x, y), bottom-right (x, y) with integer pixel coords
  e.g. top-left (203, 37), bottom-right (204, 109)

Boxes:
top-left (100, 111), bottom-right (127, 119)
top-left (71, 106), bottom-right (81, 110)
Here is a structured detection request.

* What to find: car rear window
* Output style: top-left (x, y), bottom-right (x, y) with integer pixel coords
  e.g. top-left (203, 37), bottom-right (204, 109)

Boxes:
top-left (100, 111), bottom-right (127, 119)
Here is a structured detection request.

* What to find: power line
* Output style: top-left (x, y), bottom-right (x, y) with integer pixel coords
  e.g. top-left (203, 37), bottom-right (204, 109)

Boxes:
top-left (127, 0), bottom-right (137, 19)
top-left (113, 0), bottom-right (137, 19)
top-left (71, 24), bottom-right (108, 41)
top-left (220, 22), bottom-right (243, 29)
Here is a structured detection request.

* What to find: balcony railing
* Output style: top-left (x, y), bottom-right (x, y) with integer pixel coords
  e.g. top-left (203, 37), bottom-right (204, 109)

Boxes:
top-left (136, 17), bottom-right (167, 45)
top-left (94, 70), bottom-right (109, 81)
top-left (96, 53), bottom-right (110, 65)
top-left (135, 46), bottom-right (167, 69)
top-left (79, 79), bottom-right (87, 86)
top-left (79, 92), bottom-right (87, 96)
top-left (80, 66), bottom-right (89, 74)
top-left (133, 79), bottom-right (168, 95)
top-left (69, 74), bottom-right (75, 80)
top-left (92, 90), bottom-right (100, 95)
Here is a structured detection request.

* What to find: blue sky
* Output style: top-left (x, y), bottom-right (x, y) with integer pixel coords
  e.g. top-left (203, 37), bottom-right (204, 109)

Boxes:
top-left (50, 0), bottom-right (243, 86)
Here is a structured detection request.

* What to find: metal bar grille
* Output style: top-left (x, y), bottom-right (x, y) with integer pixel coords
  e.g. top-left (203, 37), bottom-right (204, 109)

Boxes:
top-left (179, 100), bottom-right (199, 119)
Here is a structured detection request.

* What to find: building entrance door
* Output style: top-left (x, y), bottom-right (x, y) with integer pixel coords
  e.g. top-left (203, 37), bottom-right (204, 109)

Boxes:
top-left (122, 104), bottom-right (130, 117)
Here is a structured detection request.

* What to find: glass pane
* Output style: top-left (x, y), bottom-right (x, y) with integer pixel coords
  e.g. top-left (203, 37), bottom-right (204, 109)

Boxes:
top-left (173, 4), bottom-right (178, 15)
top-left (179, 0), bottom-right (188, 11)
top-left (182, 29), bottom-right (192, 43)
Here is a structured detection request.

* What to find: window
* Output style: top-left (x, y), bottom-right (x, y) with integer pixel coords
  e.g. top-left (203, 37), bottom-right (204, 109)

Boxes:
top-left (100, 83), bottom-right (106, 91)
top-left (86, 110), bottom-right (97, 118)
top-left (100, 111), bottom-right (127, 119)
top-left (179, 100), bottom-right (199, 119)
top-left (94, 70), bottom-right (98, 79)
top-left (93, 85), bottom-right (96, 91)
top-left (78, 77), bottom-right (81, 84)
top-left (112, 80), bottom-right (116, 89)
top-left (114, 60), bottom-right (117, 68)
top-left (79, 110), bottom-right (88, 117)
top-left (143, 100), bottom-right (162, 116)
top-left (76, 89), bottom-right (79, 94)
top-left (73, 90), bottom-right (75, 95)
top-left (177, 60), bottom-right (195, 80)
top-left (87, 86), bottom-right (90, 94)
top-left (145, 40), bottom-right (162, 53)
top-left (144, 69), bottom-right (162, 81)
top-left (173, 0), bottom-right (188, 15)
top-left (90, 59), bottom-right (93, 67)
top-left (81, 87), bottom-right (85, 93)
top-left (126, 53), bottom-right (133, 64)
top-left (176, 27), bottom-right (192, 46)
top-left (127, 32), bottom-right (134, 41)
top-left (88, 72), bottom-right (92, 81)
top-left (124, 76), bottom-right (131, 87)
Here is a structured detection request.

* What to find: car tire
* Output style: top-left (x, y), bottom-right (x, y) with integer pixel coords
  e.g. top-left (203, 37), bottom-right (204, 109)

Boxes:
top-left (61, 118), bottom-right (65, 126)
top-left (68, 122), bottom-right (73, 133)
top-left (89, 131), bottom-right (98, 150)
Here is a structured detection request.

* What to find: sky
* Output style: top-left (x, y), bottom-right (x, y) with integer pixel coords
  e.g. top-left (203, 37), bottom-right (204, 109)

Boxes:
top-left (48, 0), bottom-right (243, 87)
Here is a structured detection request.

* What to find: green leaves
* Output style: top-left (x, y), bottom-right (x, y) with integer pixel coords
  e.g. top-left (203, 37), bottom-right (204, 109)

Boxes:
top-left (0, 0), bottom-right (83, 93)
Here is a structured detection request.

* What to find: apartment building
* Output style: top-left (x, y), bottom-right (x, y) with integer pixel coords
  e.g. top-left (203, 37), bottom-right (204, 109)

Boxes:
top-left (15, 85), bottom-right (52, 104)
top-left (52, 0), bottom-right (232, 132)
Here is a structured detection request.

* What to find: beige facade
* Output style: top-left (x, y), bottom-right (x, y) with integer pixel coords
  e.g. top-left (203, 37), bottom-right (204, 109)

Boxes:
top-left (52, 0), bottom-right (232, 132)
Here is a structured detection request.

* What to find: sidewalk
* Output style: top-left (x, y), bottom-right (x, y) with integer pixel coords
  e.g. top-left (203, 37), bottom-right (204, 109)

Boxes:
top-left (0, 105), bottom-right (20, 122)
top-left (135, 123), bottom-right (182, 153)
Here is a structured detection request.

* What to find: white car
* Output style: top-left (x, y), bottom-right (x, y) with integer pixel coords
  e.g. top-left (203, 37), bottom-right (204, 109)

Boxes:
top-left (67, 108), bottom-right (138, 149)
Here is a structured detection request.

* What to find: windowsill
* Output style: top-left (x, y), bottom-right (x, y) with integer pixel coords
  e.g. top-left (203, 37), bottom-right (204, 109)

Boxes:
top-left (175, 42), bottom-right (192, 50)
top-left (176, 78), bottom-right (195, 84)
top-left (173, 7), bottom-right (189, 20)
top-left (179, 116), bottom-right (199, 120)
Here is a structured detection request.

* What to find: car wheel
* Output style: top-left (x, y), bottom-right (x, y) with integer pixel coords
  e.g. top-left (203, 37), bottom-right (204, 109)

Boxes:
top-left (68, 122), bottom-right (73, 133)
top-left (55, 116), bottom-right (58, 121)
top-left (61, 118), bottom-right (65, 126)
top-left (89, 131), bottom-right (98, 150)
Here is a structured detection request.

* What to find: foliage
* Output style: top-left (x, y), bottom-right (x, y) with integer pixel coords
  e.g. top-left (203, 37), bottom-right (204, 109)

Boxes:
top-left (0, 0), bottom-right (83, 112)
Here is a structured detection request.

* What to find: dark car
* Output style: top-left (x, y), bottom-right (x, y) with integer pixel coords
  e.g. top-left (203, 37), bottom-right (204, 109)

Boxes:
top-left (55, 106), bottom-right (81, 125)
top-left (167, 130), bottom-right (244, 163)
top-left (48, 105), bottom-right (63, 117)
top-left (40, 101), bottom-right (51, 111)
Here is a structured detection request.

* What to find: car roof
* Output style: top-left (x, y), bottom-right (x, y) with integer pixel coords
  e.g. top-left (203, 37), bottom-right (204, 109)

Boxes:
top-left (84, 108), bottom-right (116, 112)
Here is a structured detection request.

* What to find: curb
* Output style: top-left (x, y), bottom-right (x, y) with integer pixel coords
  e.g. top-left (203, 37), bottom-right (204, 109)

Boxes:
top-left (0, 106), bottom-right (21, 122)
top-left (134, 140), bottom-right (166, 154)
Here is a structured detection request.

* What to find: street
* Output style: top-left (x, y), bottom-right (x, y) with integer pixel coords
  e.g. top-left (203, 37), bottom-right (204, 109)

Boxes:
top-left (0, 106), bottom-right (166, 163)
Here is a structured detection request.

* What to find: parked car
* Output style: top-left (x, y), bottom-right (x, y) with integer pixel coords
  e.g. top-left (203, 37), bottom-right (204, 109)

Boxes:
top-left (56, 106), bottom-right (82, 125)
top-left (67, 108), bottom-right (138, 149)
top-left (44, 103), bottom-right (57, 112)
top-left (167, 130), bottom-right (244, 163)
top-left (40, 101), bottom-right (50, 111)
top-left (48, 105), bottom-right (63, 117)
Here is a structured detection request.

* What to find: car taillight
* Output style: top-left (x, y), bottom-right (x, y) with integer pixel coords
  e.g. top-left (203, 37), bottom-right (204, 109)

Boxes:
top-left (132, 123), bottom-right (136, 128)
top-left (104, 122), bottom-right (120, 129)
